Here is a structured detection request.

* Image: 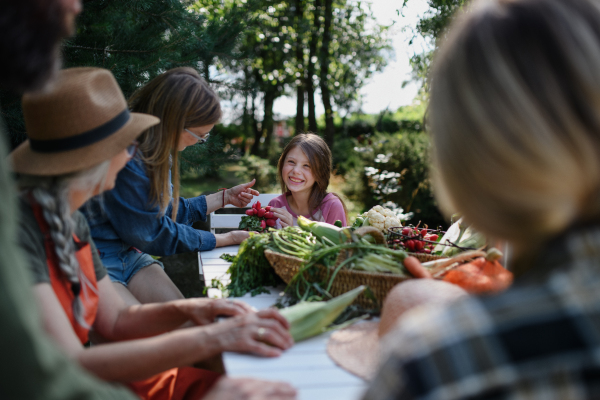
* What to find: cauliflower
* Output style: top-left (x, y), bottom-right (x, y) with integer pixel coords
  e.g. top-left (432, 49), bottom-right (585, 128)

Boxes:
top-left (362, 205), bottom-right (401, 232)
top-left (366, 209), bottom-right (385, 230)
top-left (384, 216), bottom-right (401, 230)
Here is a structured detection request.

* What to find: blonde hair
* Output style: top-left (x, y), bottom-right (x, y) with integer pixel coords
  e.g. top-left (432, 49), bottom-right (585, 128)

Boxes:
top-left (277, 133), bottom-right (348, 223)
top-left (129, 67), bottom-right (221, 218)
top-left (429, 0), bottom-right (600, 245)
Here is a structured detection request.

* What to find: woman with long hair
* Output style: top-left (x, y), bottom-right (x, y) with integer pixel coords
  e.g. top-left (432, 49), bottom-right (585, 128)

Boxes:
top-left (13, 67), bottom-right (294, 400)
top-left (82, 67), bottom-right (257, 305)
top-left (364, 0), bottom-right (600, 398)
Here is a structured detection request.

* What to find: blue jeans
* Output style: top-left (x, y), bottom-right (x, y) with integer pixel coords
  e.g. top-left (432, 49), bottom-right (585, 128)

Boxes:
top-left (95, 240), bottom-right (164, 286)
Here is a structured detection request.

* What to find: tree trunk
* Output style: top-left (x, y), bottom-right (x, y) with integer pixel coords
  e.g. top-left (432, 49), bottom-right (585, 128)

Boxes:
top-left (307, 0), bottom-right (321, 133)
top-left (295, 0), bottom-right (305, 135)
top-left (262, 90), bottom-right (276, 158)
top-left (250, 92), bottom-right (261, 156)
top-left (319, 0), bottom-right (335, 148)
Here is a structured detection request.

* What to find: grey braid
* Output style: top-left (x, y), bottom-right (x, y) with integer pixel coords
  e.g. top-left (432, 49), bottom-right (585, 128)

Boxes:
top-left (21, 160), bottom-right (110, 330)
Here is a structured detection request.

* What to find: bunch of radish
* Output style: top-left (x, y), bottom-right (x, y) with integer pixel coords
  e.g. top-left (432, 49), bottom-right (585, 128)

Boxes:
top-left (388, 225), bottom-right (440, 254)
top-left (240, 201), bottom-right (277, 231)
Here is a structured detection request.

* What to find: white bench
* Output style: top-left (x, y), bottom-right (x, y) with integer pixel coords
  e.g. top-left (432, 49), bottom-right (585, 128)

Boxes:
top-left (209, 193), bottom-right (279, 233)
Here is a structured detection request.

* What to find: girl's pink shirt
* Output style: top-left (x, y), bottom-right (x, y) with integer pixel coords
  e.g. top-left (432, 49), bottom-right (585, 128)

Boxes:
top-left (268, 193), bottom-right (347, 227)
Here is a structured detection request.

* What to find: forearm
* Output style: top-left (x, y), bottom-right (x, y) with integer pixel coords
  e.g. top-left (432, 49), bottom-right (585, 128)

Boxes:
top-left (79, 327), bottom-right (222, 382)
top-left (205, 191), bottom-right (226, 214)
top-left (107, 301), bottom-right (191, 340)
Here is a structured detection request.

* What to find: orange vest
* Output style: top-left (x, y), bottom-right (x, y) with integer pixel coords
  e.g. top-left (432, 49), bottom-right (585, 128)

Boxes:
top-left (31, 200), bottom-right (98, 344)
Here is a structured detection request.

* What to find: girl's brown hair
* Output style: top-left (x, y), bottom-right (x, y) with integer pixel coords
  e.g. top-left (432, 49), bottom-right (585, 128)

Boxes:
top-left (129, 67), bottom-right (221, 218)
top-left (277, 133), bottom-right (348, 223)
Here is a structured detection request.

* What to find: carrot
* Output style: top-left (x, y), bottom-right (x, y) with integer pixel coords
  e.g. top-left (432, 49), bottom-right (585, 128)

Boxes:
top-left (442, 257), bottom-right (513, 294)
top-left (404, 256), bottom-right (432, 279)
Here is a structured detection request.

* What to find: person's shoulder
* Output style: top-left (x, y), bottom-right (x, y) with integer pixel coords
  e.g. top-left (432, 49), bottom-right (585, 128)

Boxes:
top-left (121, 153), bottom-right (148, 178)
top-left (268, 194), bottom-right (287, 207)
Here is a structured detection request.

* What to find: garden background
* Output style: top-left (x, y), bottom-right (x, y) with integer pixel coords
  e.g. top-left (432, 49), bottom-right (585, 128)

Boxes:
top-left (0, 0), bottom-right (465, 231)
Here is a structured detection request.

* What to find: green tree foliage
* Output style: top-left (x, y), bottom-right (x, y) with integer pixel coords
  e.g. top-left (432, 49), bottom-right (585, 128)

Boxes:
top-left (405, 0), bottom-right (466, 92)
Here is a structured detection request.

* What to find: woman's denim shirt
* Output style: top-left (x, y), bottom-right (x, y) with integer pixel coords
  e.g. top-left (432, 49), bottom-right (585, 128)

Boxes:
top-left (81, 154), bottom-right (216, 257)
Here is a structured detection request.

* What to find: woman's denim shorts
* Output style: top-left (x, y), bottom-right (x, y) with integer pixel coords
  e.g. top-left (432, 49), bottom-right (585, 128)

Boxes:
top-left (95, 240), bottom-right (164, 286)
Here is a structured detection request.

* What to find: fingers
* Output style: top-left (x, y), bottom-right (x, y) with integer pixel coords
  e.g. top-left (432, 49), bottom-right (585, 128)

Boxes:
top-left (213, 300), bottom-right (252, 317)
top-left (257, 308), bottom-right (291, 330)
top-left (254, 318), bottom-right (294, 350)
top-left (243, 179), bottom-right (256, 188)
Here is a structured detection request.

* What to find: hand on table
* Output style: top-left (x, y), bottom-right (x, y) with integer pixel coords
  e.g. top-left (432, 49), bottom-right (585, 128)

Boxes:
top-left (176, 298), bottom-right (253, 326)
top-left (215, 230), bottom-right (250, 247)
top-left (270, 207), bottom-right (293, 228)
top-left (208, 308), bottom-right (293, 357)
top-left (204, 377), bottom-right (297, 400)
top-left (226, 179), bottom-right (260, 207)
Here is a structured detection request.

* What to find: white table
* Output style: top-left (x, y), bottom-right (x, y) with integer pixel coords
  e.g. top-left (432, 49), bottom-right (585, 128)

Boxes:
top-left (199, 246), bottom-right (368, 400)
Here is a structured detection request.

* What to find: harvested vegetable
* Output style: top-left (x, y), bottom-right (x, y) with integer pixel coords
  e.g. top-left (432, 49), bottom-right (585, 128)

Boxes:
top-left (238, 201), bottom-right (279, 233)
top-left (223, 232), bottom-right (282, 297)
top-left (280, 286), bottom-right (366, 341)
top-left (220, 227), bottom-right (321, 297)
top-left (353, 205), bottom-right (401, 231)
top-left (442, 248), bottom-right (513, 294)
top-left (297, 216), bottom-right (343, 245)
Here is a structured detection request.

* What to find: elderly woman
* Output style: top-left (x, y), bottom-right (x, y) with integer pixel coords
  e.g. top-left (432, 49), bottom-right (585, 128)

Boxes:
top-left (11, 67), bottom-right (295, 400)
top-left (364, 0), bottom-right (600, 398)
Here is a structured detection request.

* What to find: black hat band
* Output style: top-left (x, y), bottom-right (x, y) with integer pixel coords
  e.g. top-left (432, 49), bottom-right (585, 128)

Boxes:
top-left (29, 109), bottom-right (131, 153)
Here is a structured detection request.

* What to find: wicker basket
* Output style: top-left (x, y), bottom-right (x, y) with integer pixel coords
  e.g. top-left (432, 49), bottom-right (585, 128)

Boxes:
top-left (264, 249), bottom-right (411, 309)
top-left (408, 252), bottom-right (445, 263)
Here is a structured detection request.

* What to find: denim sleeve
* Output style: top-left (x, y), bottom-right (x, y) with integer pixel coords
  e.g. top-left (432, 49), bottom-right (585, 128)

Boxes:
top-left (102, 158), bottom-right (216, 256)
top-left (165, 193), bottom-right (209, 225)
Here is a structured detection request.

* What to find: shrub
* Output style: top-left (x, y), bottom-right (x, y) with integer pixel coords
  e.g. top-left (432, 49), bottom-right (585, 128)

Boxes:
top-left (344, 132), bottom-right (445, 228)
top-left (233, 155), bottom-right (279, 194)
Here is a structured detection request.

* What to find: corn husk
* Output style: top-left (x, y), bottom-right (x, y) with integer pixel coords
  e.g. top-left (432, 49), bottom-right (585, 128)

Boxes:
top-left (280, 285), bottom-right (366, 342)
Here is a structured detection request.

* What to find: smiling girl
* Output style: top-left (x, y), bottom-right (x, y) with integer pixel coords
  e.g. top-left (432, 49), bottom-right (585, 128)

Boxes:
top-left (269, 133), bottom-right (348, 227)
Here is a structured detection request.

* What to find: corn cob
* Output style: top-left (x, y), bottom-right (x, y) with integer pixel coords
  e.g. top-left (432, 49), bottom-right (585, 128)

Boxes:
top-left (279, 285), bottom-right (365, 341)
top-left (297, 215), bottom-right (343, 245)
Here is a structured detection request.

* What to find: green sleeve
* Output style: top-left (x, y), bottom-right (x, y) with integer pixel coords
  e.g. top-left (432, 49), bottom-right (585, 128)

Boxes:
top-left (0, 128), bottom-right (137, 399)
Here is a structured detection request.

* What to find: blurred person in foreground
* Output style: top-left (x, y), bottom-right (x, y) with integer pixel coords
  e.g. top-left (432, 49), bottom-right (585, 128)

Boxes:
top-left (364, 0), bottom-right (600, 398)
top-left (0, 1), bottom-right (296, 399)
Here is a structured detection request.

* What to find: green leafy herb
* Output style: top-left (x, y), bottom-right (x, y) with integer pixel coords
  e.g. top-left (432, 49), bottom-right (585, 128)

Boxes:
top-left (238, 215), bottom-right (265, 232)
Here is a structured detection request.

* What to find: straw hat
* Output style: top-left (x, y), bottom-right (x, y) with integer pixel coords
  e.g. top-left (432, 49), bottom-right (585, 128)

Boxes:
top-left (327, 279), bottom-right (467, 380)
top-left (10, 67), bottom-right (159, 175)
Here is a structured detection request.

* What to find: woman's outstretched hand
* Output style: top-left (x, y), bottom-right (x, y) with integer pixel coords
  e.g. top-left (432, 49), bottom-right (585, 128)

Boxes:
top-left (226, 179), bottom-right (260, 207)
top-left (204, 377), bottom-right (297, 400)
top-left (215, 230), bottom-right (250, 247)
top-left (270, 207), bottom-right (293, 228)
top-left (206, 308), bottom-right (294, 357)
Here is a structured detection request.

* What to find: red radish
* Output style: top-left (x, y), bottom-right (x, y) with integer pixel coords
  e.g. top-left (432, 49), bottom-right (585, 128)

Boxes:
top-left (421, 229), bottom-right (427, 237)
top-left (402, 227), bottom-right (411, 236)
top-left (414, 241), bottom-right (424, 251)
top-left (264, 211), bottom-right (274, 219)
top-left (428, 234), bottom-right (438, 242)
top-left (245, 209), bottom-right (255, 216)
top-left (260, 220), bottom-right (266, 229)
top-left (256, 201), bottom-right (261, 210)
top-left (265, 206), bottom-right (271, 211)
top-left (257, 208), bottom-right (266, 217)
top-left (424, 249), bottom-right (431, 254)
top-left (266, 218), bottom-right (276, 227)
top-left (406, 240), bottom-right (415, 252)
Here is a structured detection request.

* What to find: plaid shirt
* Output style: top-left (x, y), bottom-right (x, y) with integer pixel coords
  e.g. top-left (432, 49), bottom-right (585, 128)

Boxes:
top-left (364, 226), bottom-right (600, 400)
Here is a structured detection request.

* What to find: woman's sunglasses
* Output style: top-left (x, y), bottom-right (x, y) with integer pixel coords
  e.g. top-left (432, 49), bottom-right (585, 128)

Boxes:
top-left (127, 140), bottom-right (139, 157)
top-left (185, 128), bottom-right (210, 144)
